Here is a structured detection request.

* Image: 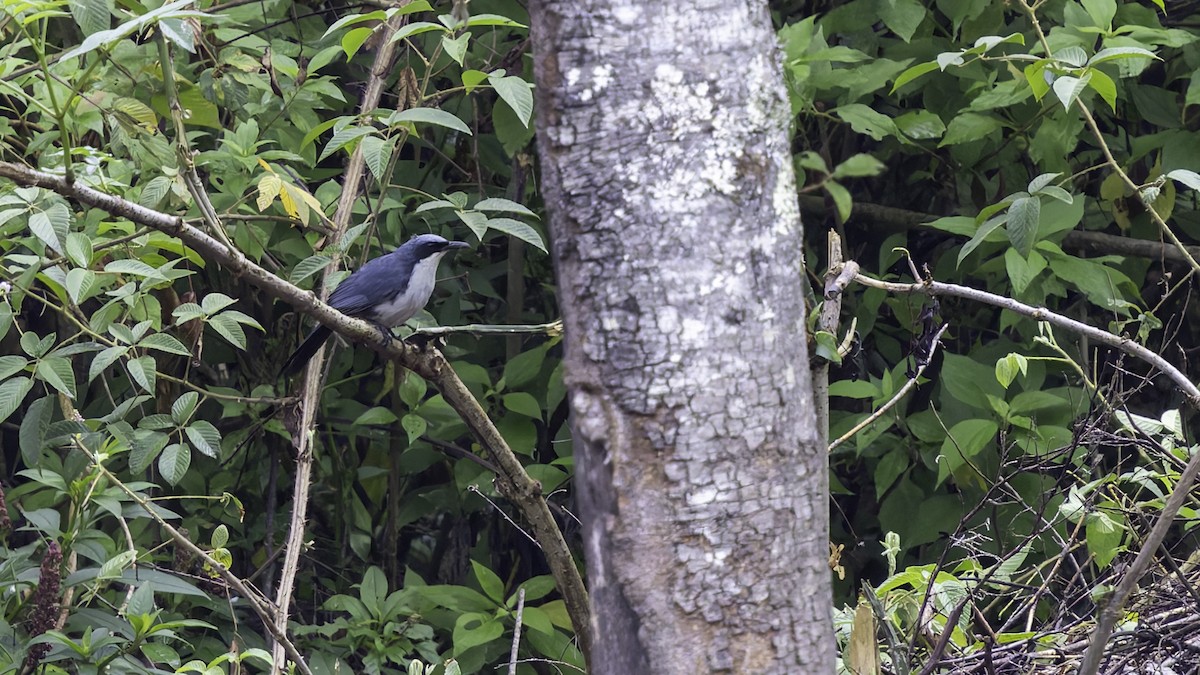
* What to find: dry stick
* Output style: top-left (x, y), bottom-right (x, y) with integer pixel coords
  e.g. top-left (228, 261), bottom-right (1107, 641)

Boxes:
top-left (849, 270), bottom-right (1200, 675)
top-left (270, 13), bottom-right (414, 673)
top-left (0, 160), bottom-right (595, 661)
top-left (828, 323), bottom-right (949, 452)
top-left (412, 320), bottom-right (564, 337)
top-left (813, 231), bottom-right (847, 452)
top-left (508, 587), bottom-right (526, 675)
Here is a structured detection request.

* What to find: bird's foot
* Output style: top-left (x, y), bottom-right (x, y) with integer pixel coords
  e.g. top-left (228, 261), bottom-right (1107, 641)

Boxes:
top-left (371, 323), bottom-right (396, 347)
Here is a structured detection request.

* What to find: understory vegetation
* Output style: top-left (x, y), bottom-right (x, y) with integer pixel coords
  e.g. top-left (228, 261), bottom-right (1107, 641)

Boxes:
top-left (0, 0), bottom-right (1198, 672)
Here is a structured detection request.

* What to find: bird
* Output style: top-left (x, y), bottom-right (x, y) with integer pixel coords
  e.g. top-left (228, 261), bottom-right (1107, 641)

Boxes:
top-left (279, 233), bottom-right (470, 375)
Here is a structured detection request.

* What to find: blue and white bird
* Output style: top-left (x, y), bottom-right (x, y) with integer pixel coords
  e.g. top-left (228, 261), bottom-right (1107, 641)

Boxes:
top-left (280, 233), bottom-right (469, 375)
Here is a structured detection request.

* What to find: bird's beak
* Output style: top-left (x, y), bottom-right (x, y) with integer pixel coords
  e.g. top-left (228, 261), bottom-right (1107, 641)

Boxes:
top-left (446, 241), bottom-right (470, 251)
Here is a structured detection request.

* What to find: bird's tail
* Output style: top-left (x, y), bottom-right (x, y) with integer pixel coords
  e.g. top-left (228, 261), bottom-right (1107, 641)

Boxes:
top-left (279, 324), bottom-right (333, 376)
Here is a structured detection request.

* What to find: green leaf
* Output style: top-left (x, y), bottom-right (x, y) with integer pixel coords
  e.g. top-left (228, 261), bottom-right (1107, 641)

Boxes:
top-left (388, 21), bottom-right (448, 44)
top-left (388, 108), bottom-right (472, 135)
top-left (939, 113), bottom-right (1002, 146)
top-left (472, 560), bottom-right (505, 604)
top-left (322, 9), bottom-right (388, 38)
top-left (354, 407), bottom-right (398, 426)
top-left (60, 0), bottom-right (209, 62)
top-left (503, 392), bottom-right (542, 419)
top-left (995, 352), bottom-right (1028, 389)
top-left (159, 443), bottom-right (191, 485)
top-left (474, 198), bottom-right (536, 216)
top-left (69, 0), bottom-right (112, 35)
top-left (65, 268), bottom-right (97, 304)
top-left (341, 26), bottom-right (375, 60)
top-left (832, 154), bottom-right (886, 179)
top-left (29, 210), bottom-right (64, 254)
top-left (208, 314), bottom-right (247, 350)
top-left (184, 421), bottom-right (221, 458)
top-left (1052, 72), bottom-right (1092, 110)
top-left (834, 104), bottom-right (901, 141)
top-left (360, 135), bottom-right (393, 184)
top-left (211, 524), bottom-right (229, 549)
top-left (442, 33), bottom-right (469, 66)
top-left (1024, 60), bottom-right (1052, 101)
top-left (401, 414), bottom-right (426, 444)
top-left (1055, 46), bottom-right (1088, 69)
top-left (0, 355), bottom-right (27, 381)
top-left (1080, 0), bottom-right (1116, 31)
top-left (140, 332), bottom-right (192, 356)
top-left (485, 218), bottom-right (547, 253)
top-left (464, 13), bottom-right (525, 27)
top-left (65, 232), bottom-right (93, 268)
top-left (879, 0), bottom-right (925, 42)
top-left (894, 110), bottom-right (945, 139)
top-left (937, 418), bottom-right (999, 484)
top-left (1006, 196), bottom-right (1041, 257)
top-left (128, 355), bottom-right (156, 393)
top-left (1167, 169), bottom-right (1200, 192)
top-left (462, 69), bottom-right (489, 93)
top-left (1005, 248), bottom-right (1046, 295)
top-left (89, 345), bottom-right (127, 382)
top-left (290, 255), bottom-right (334, 284)
top-left (1088, 46), bottom-right (1159, 66)
top-left (171, 391), bottom-right (198, 424)
top-left (453, 613), bottom-right (504, 655)
top-left (488, 72), bottom-right (534, 128)
top-left (1086, 511), bottom-right (1124, 569)
top-left (824, 180), bottom-right (853, 222)
top-left (891, 61), bottom-right (939, 92)
top-left (36, 356), bottom-right (76, 398)
top-left (0, 377), bottom-right (32, 425)
top-left (319, 126), bottom-right (377, 162)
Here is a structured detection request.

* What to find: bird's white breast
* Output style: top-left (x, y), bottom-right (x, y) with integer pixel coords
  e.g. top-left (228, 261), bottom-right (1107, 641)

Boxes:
top-left (371, 252), bottom-right (448, 327)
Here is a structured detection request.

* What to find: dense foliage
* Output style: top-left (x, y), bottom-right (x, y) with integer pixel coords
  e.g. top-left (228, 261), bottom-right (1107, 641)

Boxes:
top-left (1, 0), bottom-right (1199, 671)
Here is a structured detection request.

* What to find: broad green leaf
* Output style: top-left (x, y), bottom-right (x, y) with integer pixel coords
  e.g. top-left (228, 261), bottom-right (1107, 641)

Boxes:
top-left (1167, 169), bottom-right (1200, 192)
top-left (61, 0), bottom-right (210, 63)
top-left (832, 154), bottom-right (886, 178)
top-left (891, 61), bottom-right (938, 92)
top-left (489, 72), bottom-right (534, 128)
top-left (464, 13), bottom-right (525, 27)
top-left (159, 443), bottom-right (191, 485)
top-left (388, 108), bottom-right (472, 135)
top-left (1027, 172), bottom-right (1061, 193)
top-left (1086, 511), bottom-right (1123, 569)
top-left (290, 255), bottom-right (334, 284)
top-left (36, 356), bottom-right (76, 398)
top-left (472, 561), bottom-right (505, 604)
top-left (442, 33), bottom-right (469, 66)
top-left (485, 218), bottom-right (547, 253)
top-left (1053, 72), bottom-right (1092, 110)
top-left (140, 333), bottom-right (192, 356)
top-left (1081, 0), bottom-right (1115, 30)
top-left (319, 126), bottom-right (377, 162)
top-left (895, 110), bottom-right (945, 139)
top-left (474, 198), bottom-right (536, 216)
top-left (354, 407), bottom-right (398, 426)
top-left (452, 613), bottom-right (503, 655)
top-left (341, 27), bottom-right (375, 60)
top-left (879, 0), bottom-right (925, 42)
top-left (825, 180), bottom-right (853, 222)
top-left (65, 232), bottom-right (93, 268)
top-left (462, 69), bottom-right (489, 94)
top-left (89, 345), bottom-right (127, 382)
top-left (201, 293), bottom-right (237, 314)
top-left (29, 210), bottom-right (64, 254)
top-left (171, 391), bottom-right (198, 424)
top-left (937, 418), bottom-right (999, 484)
top-left (184, 421), bottom-right (221, 458)
top-left (1006, 196), bottom-right (1041, 257)
top-left (995, 352), bottom-right (1028, 389)
top-left (65, 268), bottom-right (97, 304)
top-left (322, 9), bottom-right (388, 38)
top-left (0, 355), bottom-right (27, 381)
top-left (208, 314), bottom-right (248, 350)
top-left (939, 112), bottom-right (1002, 146)
top-left (401, 414), bottom-right (426, 444)
top-left (69, 0), bottom-right (112, 36)
top-left (129, 355), bottom-right (156, 393)
top-left (388, 21), bottom-right (447, 44)
top-left (1088, 46), bottom-right (1158, 66)
top-left (834, 104), bottom-right (901, 141)
top-left (360, 135), bottom-right (393, 184)
top-left (1024, 60), bottom-right (1052, 101)
top-left (0, 377), bottom-right (32, 425)
top-left (1055, 46), bottom-right (1088, 68)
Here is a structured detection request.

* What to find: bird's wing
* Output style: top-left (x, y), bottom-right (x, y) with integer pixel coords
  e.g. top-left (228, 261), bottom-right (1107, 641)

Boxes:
top-left (327, 254), bottom-right (409, 316)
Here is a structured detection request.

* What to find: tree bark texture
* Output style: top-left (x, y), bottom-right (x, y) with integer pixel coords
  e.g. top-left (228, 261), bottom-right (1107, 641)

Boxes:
top-left (531, 1), bottom-right (834, 672)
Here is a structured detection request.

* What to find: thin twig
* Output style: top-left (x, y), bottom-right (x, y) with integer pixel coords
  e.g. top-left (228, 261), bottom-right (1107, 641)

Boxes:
top-left (508, 587), bottom-right (526, 675)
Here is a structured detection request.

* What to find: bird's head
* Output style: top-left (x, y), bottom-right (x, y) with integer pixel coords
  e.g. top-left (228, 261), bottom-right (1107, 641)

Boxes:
top-left (402, 233), bottom-right (471, 261)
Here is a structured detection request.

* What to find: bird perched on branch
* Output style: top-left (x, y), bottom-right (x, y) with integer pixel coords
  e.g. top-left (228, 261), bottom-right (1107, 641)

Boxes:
top-left (280, 233), bottom-right (469, 375)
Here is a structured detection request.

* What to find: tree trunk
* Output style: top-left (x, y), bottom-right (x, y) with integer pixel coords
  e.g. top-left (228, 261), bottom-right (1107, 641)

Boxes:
top-left (530, 1), bottom-right (834, 672)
